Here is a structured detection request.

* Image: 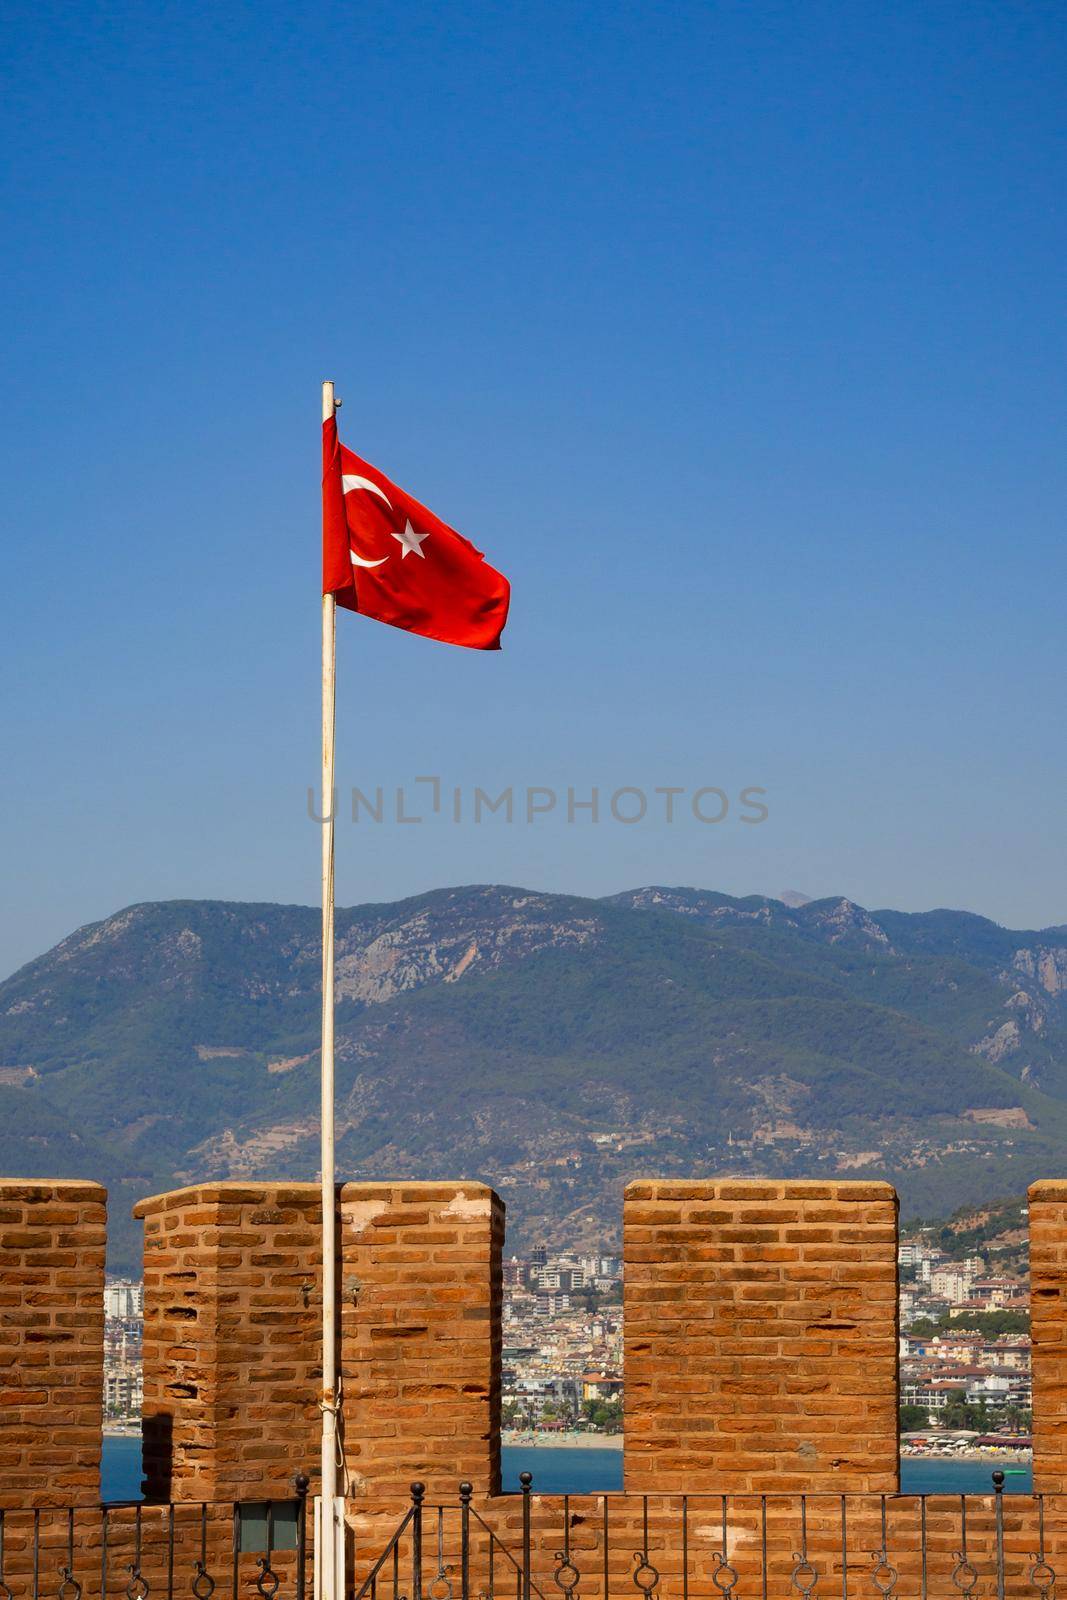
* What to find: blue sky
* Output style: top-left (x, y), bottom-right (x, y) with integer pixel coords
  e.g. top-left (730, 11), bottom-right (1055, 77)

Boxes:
top-left (2, 0), bottom-right (1066, 979)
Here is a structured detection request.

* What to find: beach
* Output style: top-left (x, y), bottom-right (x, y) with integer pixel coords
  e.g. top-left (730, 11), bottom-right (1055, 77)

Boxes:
top-left (902, 1447), bottom-right (1031, 1464)
top-left (502, 1430), bottom-right (622, 1450)
top-left (100, 1437), bottom-right (1033, 1501)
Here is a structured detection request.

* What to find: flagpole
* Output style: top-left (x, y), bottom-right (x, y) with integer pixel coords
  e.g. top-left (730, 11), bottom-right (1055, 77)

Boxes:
top-left (319, 378), bottom-right (340, 1600)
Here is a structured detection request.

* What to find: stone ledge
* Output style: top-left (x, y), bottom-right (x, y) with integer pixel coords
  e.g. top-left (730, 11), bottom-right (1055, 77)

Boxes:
top-left (134, 1182), bottom-right (322, 1218)
top-left (1029, 1180), bottom-right (1067, 1202)
top-left (0, 1181), bottom-right (107, 1203)
top-left (624, 1179), bottom-right (896, 1202)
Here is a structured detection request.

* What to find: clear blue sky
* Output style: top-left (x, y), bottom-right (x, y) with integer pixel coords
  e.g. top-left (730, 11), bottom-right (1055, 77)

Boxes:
top-left (3, 0), bottom-right (1065, 979)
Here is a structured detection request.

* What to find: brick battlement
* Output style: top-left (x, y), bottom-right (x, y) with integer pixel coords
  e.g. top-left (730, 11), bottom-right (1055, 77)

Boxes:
top-left (1026, 1181), bottom-right (1067, 1494)
top-left (341, 1181), bottom-right (504, 1498)
top-left (132, 1179), bottom-right (503, 1502)
top-left (134, 1180), bottom-right (323, 1502)
top-left (0, 1180), bottom-right (106, 1509)
top-left (0, 1173), bottom-right (1063, 1516)
top-left (624, 1179), bottom-right (899, 1492)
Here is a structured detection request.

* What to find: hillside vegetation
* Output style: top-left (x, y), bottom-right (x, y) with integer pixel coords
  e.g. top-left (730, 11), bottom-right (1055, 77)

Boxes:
top-left (3, 885), bottom-right (1067, 1271)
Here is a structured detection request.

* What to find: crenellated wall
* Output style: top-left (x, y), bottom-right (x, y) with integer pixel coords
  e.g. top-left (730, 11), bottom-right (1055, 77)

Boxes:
top-left (132, 1179), bottom-right (504, 1503)
top-left (134, 1181), bottom-right (324, 1502)
top-left (1025, 1180), bottom-right (1067, 1492)
top-left (0, 1180), bottom-right (106, 1509)
top-left (0, 1172), bottom-right (1061, 1522)
top-left (341, 1181), bottom-right (504, 1499)
top-left (624, 1179), bottom-right (900, 1492)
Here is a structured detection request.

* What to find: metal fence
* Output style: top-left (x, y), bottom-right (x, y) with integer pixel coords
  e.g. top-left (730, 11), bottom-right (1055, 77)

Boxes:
top-left (0, 1479), bottom-right (310, 1600)
top-left (353, 1473), bottom-right (1062, 1600)
top-left (5, 1471), bottom-right (1062, 1600)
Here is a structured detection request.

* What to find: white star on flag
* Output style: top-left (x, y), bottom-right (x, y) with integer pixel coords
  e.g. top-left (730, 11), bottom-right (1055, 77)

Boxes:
top-left (391, 519), bottom-right (429, 558)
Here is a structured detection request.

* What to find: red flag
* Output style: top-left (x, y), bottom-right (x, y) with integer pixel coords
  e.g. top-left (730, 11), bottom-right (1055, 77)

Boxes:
top-left (322, 417), bottom-right (510, 650)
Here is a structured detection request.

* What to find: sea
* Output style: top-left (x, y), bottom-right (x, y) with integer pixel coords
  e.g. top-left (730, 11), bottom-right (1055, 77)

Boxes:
top-left (100, 1436), bottom-right (1031, 1502)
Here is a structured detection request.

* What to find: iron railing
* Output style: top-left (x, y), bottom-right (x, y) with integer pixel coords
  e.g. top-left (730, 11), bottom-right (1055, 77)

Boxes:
top-left (0, 1477), bottom-right (309, 1600)
top-left (5, 1470), bottom-right (1057, 1600)
top-left (354, 1472), bottom-right (1061, 1600)
top-left (355, 1483), bottom-right (539, 1600)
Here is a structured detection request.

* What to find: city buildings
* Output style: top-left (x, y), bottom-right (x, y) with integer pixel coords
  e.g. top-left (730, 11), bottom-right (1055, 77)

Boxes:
top-left (104, 1279), bottom-right (144, 1320)
top-left (501, 1246), bottom-right (623, 1429)
top-left (897, 1222), bottom-right (1031, 1436)
top-left (103, 1277), bottom-right (144, 1423)
top-left (97, 1222), bottom-right (1032, 1444)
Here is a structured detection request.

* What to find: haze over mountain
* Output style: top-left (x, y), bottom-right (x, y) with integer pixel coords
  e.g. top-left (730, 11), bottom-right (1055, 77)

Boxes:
top-left (3, 884), bottom-right (1067, 1272)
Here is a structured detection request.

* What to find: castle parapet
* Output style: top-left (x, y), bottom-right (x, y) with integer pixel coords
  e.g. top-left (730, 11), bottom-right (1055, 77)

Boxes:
top-left (624, 1179), bottom-right (900, 1491)
top-left (134, 1179), bottom-right (504, 1503)
top-left (9, 1168), bottom-right (1067, 1519)
top-left (1026, 1180), bottom-right (1067, 1491)
top-left (0, 1180), bottom-right (106, 1508)
top-left (134, 1181), bottom-right (323, 1502)
top-left (340, 1181), bottom-right (504, 1498)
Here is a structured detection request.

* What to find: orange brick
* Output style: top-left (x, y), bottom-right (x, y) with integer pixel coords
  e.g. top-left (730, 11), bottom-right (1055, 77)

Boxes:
top-left (341, 1181), bottom-right (502, 1500)
top-left (623, 1178), bottom-right (899, 1493)
top-left (0, 1181), bottom-right (106, 1509)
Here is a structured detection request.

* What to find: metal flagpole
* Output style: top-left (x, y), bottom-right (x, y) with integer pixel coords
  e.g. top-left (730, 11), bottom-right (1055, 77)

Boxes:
top-left (319, 378), bottom-right (340, 1600)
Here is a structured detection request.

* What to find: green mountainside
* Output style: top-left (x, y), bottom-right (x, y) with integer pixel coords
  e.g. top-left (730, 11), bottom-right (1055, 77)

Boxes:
top-left (3, 885), bottom-right (1067, 1272)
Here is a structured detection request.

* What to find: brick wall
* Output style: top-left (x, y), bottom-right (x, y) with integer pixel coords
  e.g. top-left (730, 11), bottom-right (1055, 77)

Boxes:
top-left (1027, 1180), bottom-right (1067, 1491)
top-left (341, 1181), bottom-right (503, 1499)
top-left (0, 1179), bottom-right (106, 1508)
top-left (349, 1487), bottom-right (1067, 1600)
top-left (135, 1182), bottom-right (323, 1502)
top-left (135, 1179), bottom-right (503, 1506)
top-left (624, 1179), bottom-right (899, 1492)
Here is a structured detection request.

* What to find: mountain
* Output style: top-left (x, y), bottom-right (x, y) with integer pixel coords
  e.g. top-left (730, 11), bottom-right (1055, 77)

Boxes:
top-left (3, 885), bottom-right (1067, 1272)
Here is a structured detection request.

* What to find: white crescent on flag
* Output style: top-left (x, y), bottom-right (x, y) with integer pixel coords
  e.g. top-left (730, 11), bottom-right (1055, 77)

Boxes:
top-left (341, 474), bottom-right (391, 568)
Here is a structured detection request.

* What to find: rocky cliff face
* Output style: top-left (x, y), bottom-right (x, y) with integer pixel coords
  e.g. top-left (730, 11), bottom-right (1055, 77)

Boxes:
top-left (333, 889), bottom-right (600, 1003)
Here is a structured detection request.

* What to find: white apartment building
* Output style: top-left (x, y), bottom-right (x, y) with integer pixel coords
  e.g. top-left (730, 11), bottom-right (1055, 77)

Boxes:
top-left (104, 1367), bottom-right (143, 1413)
top-left (930, 1268), bottom-right (974, 1302)
top-left (104, 1280), bottom-right (144, 1319)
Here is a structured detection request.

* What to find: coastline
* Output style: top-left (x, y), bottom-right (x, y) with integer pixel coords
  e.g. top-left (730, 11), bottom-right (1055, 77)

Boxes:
top-left (502, 1430), bottom-right (622, 1450)
top-left (103, 1425), bottom-right (1028, 1464)
top-left (902, 1448), bottom-right (1031, 1463)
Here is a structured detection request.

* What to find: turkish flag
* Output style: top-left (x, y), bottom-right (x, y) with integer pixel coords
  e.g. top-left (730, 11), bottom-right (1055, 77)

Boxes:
top-left (322, 417), bottom-right (510, 650)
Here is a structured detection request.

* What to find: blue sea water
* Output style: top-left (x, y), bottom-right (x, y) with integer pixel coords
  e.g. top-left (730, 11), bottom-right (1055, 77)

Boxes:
top-left (101, 1440), bottom-right (143, 1497)
top-left (100, 1437), bottom-right (1030, 1502)
top-left (900, 1458), bottom-right (1032, 1496)
top-left (501, 1449), bottom-right (1031, 1496)
top-left (501, 1445), bottom-right (622, 1493)
top-left (103, 1435), bottom-right (144, 1500)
